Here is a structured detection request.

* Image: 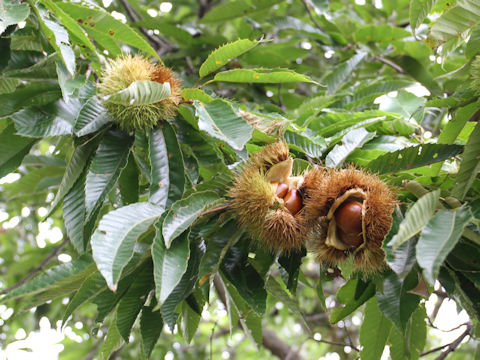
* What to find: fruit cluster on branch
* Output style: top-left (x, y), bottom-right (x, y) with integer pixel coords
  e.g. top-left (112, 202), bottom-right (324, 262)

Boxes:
top-left (229, 142), bottom-right (396, 274)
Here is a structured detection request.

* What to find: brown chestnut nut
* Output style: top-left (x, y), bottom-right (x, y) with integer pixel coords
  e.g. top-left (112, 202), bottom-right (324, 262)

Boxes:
top-left (338, 228), bottom-right (363, 247)
top-left (284, 189), bottom-right (302, 215)
top-left (276, 183), bottom-right (289, 198)
top-left (335, 201), bottom-right (363, 247)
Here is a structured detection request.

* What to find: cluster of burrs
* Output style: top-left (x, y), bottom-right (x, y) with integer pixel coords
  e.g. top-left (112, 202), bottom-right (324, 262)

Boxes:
top-left (229, 142), bottom-right (396, 274)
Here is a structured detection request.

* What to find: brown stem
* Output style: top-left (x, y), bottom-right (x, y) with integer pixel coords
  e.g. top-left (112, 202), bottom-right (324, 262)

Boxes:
top-left (200, 204), bottom-right (230, 217)
top-left (0, 237), bottom-right (69, 295)
top-left (315, 338), bottom-right (359, 351)
top-left (371, 55), bottom-right (405, 74)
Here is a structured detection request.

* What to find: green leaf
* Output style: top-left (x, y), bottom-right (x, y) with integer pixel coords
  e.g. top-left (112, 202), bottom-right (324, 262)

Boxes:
top-left (106, 81), bottom-right (171, 105)
top-left (153, 225), bottom-right (190, 305)
top-left (378, 90), bottom-right (425, 123)
top-left (0, 83), bottom-right (61, 118)
top-left (85, 130), bottom-right (132, 219)
top-left (198, 221), bottom-right (243, 281)
top-left (181, 88), bottom-right (214, 103)
top-left (116, 263), bottom-right (153, 342)
top-left (91, 202), bottom-right (164, 289)
top-left (50, 138), bottom-right (99, 215)
top-left (220, 274), bottom-right (263, 347)
top-left (62, 272), bottom-right (107, 326)
top-left (118, 152), bottom-right (139, 205)
top-left (452, 121), bottom-right (480, 200)
top-left (330, 279), bottom-right (375, 323)
top-left (181, 301), bottom-right (201, 344)
top-left (221, 243), bottom-right (267, 316)
top-left (416, 206), bottom-right (473, 284)
top-left (75, 96), bottom-right (111, 137)
top-left (160, 240), bottom-right (204, 329)
top-left (162, 191), bottom-right (219, 247)
top-left (355, 24), bottom-right (410, 43)
top-left (211, 68), bottom-right (317, 84)
top-left (34, 7), bottom-right (75, 75)
top-left (0, 255), bottom-right (95, 303)
top-left (410, 0), bottom-right (437, 33)
top-left (366, 144), bottom-right (463, 174)
top-left (323, 52), bottom-right (367, 94)
top-left (388, 238), bottom-right (417, 278)
top-left (4, 166), bottom-right (64, 199)
top-left (101, 317), bottom-right (124, 360)
top-left (11, 100), bottom-right (78, 138)
top-left (148, 123), bottom-right (185, 208)
top-left (140, 303), bottom-right (163, 359)
top-left (199, 39), bottom-right (260, 78)
top-left (265, 276), bottom-right (310, 331)
top-left (0, 124), bottom-right (36, 178)
top-left (360, 298), bottom-right (392, 360)
top-left (195, 99), bottom-right (253, 151)
top-left (325, 128), bottom-right (375, 167)
top-left (390, 190), bottom-right (440, 250)
top-left (284, 131), bottom-right (326, 159)
top-left (377, 271), bottom-right (420, 333)
top-left (392, 56), bottom-right (442, 96)
top-left (56, 2), bottom-right (159, 59)
top-left (430, 0), bottom-right (480, 43)
top-left (278, 248), bottom-right (306, 295)
top-left (41, 0), bottom-right (96, 52)
top-left (388, 304), bottom-right (427, 360)
top-left (0, 1), bottom-right (29, 34)
top-left (200, 0), bottom-right (283, 23)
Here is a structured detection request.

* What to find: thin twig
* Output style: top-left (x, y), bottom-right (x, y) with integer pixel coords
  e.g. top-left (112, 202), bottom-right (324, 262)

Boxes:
top-left (315, 338), bottom-right (359, 351)
top-left (299, 0), bottom-right (326, 33)
top-left (371, 55), bottom-right (405, 74)
top-left (435, 324), bottom-right (472, 360)
top-left (420, 323), bottom-right (472, 358)
top-left (0, 237), bottom-right (69, 295)
top-left (200, 204), bottom-right (230, 217)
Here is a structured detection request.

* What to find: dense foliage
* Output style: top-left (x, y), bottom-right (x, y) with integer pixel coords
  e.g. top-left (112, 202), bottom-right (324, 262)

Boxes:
top-left (1, 0), bottom-right (480, 359)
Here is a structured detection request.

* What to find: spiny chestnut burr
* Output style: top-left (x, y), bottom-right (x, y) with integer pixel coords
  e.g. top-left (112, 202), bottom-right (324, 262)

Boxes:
top-left (98, 54), bottom-right (181, 132)
top-left (229, 142), bottom-right (312, 253)
top-left (303, 166), bottom-right (396, 274)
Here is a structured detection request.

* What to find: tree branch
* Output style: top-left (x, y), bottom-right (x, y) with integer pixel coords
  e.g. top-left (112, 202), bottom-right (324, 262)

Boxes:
top-left (0, 237), bottom-right (69, 295)
top-left (420, 323), bottom-right (472, 358)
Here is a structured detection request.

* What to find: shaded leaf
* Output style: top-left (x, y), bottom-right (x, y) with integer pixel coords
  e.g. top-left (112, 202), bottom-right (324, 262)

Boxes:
top-left (330, 279), bottom-right (375, 323)
top-left (377, 271), bottom-right (420, 333)
top-left (0, 124), bottom-right (36, 179)
top-left (417, 206), bottom-right (473, 284)
top-left (162, 191), bottom-right (220, 248)
top-left (140, 303), bottom-right (163, 359)
top-left (85, 130), bottom-right (132, 219)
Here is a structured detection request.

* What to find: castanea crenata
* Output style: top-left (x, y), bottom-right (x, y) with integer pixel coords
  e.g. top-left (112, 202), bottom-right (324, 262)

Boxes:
top-left (304, 167), bottom-right (396, 274)
top-left (229, 142), bottom-right (311, 253)
top-left (98, 54), bottom-right (181, 132)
